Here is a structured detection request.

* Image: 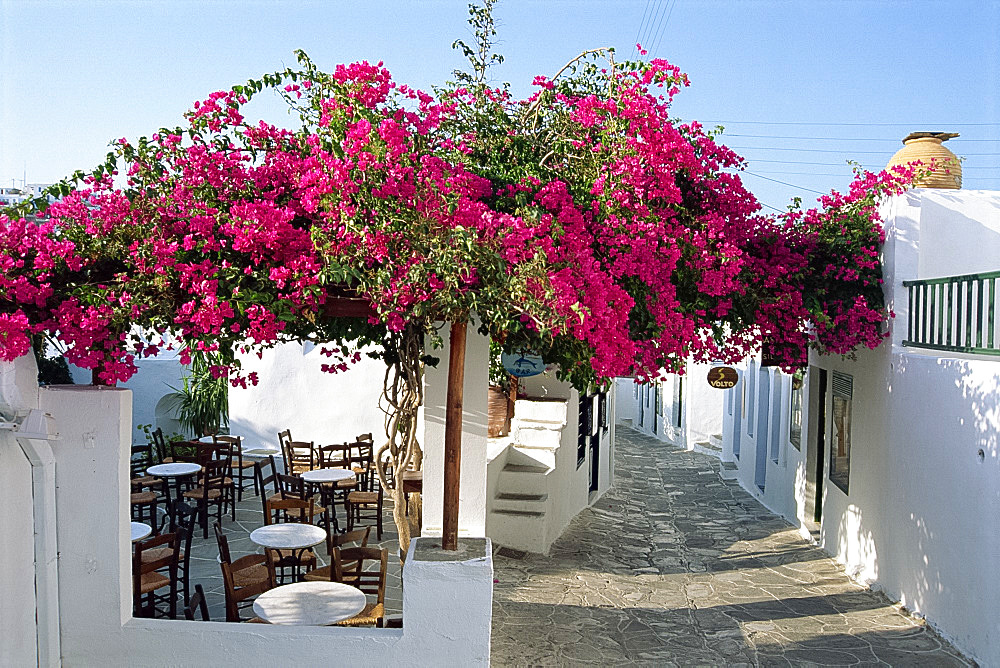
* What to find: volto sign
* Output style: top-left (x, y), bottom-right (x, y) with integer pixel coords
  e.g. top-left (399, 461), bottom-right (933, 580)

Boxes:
top-left (707, 366), bottom-right (739, 389)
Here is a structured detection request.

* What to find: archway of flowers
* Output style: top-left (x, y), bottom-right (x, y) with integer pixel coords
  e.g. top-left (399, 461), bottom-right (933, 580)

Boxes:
top-left (0, 6), bottom-right (915, 552)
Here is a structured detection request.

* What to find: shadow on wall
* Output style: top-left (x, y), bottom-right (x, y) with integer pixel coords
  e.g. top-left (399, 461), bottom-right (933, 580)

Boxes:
top-left (153, 395), bottom-right (185, 440)
top-left (884, 352), bottom-right (1000, 659)
top-left (834, 504), bottom-right (878, 585)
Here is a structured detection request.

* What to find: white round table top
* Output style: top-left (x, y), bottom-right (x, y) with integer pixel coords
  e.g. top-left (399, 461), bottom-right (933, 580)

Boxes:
top-left (250, 524), bottom-right (327, 550)
top-left (301, 468), bottom-right (355, 483)
top-left (131, 522), bottom-right (152, 543)
top-left (252, 581), bottom-right (367, 625)
top-left (147, 462), bottom-right (201, 477)
top-left (197, 435), bottom-right (243, 444)
top-left (243, 447), bottom-right (280, 458)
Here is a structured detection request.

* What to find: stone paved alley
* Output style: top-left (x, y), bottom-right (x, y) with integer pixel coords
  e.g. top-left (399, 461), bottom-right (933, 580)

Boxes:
top-left (491, 426), bottom-right (970, 666)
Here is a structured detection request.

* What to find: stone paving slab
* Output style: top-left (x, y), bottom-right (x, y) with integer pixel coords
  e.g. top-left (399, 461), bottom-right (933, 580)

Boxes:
top-left (491, 426), bottom-right (970, 667)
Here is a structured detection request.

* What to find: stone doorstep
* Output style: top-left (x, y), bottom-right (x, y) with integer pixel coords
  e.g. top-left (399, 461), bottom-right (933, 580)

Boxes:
top-left (493, 491), bottom-right (549, 515)
top-left (513, 398), bottom-right (568, 426)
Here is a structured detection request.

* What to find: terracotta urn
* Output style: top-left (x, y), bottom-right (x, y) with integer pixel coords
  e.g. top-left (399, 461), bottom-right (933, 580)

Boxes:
top-left (886, 132), bottom-right (962, 189)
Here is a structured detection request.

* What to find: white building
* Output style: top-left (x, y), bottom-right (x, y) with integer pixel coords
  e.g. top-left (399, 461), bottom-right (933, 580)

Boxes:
top-left (615, 360), bottom-right (725, 457)
top-left (714, 188), bottom-right (1000, 666)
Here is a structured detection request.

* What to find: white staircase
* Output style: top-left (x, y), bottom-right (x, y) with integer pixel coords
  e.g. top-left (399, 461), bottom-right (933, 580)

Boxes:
top-left (487, 398), bottom-right (567, 554)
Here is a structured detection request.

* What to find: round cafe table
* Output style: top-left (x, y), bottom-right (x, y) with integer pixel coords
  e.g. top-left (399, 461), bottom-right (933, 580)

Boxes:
top-left (301, 468), bottom-right (354, 532)
top-left (131, 521), bottom-right (152, 543)
top-left (250, 524), bottom-right (327, 582)
top-left (300, 468), bottom-right (354, 484)
top-left (252, 581), bottom-right (367, 625)
top-left (147, 462), bottom-right (201, 518)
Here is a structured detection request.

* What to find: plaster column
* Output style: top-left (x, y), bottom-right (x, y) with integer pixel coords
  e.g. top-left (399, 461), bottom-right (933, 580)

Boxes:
top-left (421, 321), bottom-right (490, 537)
top-left (40, 385), bottom-right (133, 660)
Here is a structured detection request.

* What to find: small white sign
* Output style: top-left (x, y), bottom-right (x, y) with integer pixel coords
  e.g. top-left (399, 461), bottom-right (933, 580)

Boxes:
top-left (501, 351), bottom-right (546, 378)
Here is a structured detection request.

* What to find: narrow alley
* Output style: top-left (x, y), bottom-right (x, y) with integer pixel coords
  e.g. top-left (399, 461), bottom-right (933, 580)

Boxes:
top-left (491, 426), bottom-right (969, 666)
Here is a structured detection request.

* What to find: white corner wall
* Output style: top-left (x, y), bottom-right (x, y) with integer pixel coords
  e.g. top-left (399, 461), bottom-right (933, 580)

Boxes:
top-left (421, 322), bottom-right (490, 538)
top-left (35, 365), bottom-right (493, 666)
top-left (229, 341), bottom-right (387, 452)
top-left (0, 355), bottom-right (42, 667)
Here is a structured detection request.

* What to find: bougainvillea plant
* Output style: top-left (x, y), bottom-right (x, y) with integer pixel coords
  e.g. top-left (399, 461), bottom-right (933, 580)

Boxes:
top-left (0, 1), bottom-right (916, 549)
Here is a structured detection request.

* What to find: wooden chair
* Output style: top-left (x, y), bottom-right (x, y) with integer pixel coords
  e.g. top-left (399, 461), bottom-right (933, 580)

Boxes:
top-left (304, 526), bottom-right (371, 583)
top-left (183, 459), bottom-right (233, 538)
top-left (254, 455), bottom-right (282, 517)
top-left (170, 502), bottom-right (200, 608)
top-left (350, 440), bottom-right (375, 492)
top-left (184, 584), bottom-right (210, 621)
top-left (329, 545), bottom-right (389, 627)
top-left (346, 479), bottom-right (384, 540)
top-left (215, 524), bottom-right (275, 623)
top-left (263, 496), bottom-right (326, 582)
top-left (130, 488), bottom-right (159, 524)
top-left (133, 531), bottom-right (181, 619)
top-left (284, 439), bottom-right (317, 475)
top-left (151, 427), bottom-right (172, 464)
top-left (215, 435), bottom-right (255, 501)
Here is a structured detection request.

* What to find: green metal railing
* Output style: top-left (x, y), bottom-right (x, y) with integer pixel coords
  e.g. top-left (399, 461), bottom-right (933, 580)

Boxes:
top-left (903, 270), bottom-right (1000, 355)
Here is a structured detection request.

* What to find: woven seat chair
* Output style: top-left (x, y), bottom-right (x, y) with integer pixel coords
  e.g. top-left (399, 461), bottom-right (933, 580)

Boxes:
top-left (151, 427), bottom-right (172, 464)
top-left (130, 443), bottom-right (164, 491)
top-left (130, 489), bottom-right (159, 524)
top-left (263, 496), bottom-right (327, 582)
top-left (183, 459), bottom-right (233, 538)
top-left (183, 583), bottom-right (210, 621)
top-left (304, 526), bottom-right (371, 583)
top-left (328, 545), bottom-right (389, 628)
top-left (132, 531), bottom-right (181, 619)
top-left (214, 435), bottom-right (255, 501)
top-left (215, 523), bottom-right (275, 623)
top-left (253, 455), bottom-right (282, 516)
top-left (143, 502), bottom-right (198, 608)
top-left (345, 485), bottom-right (383, 540)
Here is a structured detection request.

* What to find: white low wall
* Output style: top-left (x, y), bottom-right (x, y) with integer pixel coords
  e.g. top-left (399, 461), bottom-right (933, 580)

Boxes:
top-left (29, 367), bottom-right (493, 667)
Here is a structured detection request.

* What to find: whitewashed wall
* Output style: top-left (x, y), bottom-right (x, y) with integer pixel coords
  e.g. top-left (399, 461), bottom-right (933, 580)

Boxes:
top-left (720, 362), bottom-right (807, 522)
top-left (715, 189), bottom-right (1000, 665)
top-left (229, 341), bottom-right (387, 452)
top-left (0, 355), bottom-right (42, 666)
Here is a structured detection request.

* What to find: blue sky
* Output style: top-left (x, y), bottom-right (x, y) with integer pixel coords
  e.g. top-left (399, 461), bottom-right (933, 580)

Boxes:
top-left (2, 0), bottom-right (997, 213)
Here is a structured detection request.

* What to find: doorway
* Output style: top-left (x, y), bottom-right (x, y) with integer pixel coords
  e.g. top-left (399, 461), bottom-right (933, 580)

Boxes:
top-left (805, 368), bottom-right (827, 525)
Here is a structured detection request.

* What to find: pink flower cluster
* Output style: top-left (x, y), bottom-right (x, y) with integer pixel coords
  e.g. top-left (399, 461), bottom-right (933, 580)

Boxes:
top-left (0, 53), bottom-right (912, 386)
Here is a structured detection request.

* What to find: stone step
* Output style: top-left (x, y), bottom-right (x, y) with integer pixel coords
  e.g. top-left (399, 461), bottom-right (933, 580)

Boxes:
top-left (496, 492), bottom-right (548, 502)
top-left (490, 508), bottom-right (545, 519)
top-left (499, 463), bottom-right (550, 496)
top-left (719, 460), bottom-right (738, 480)
top-left (503, 463), bottom-right (549, 474)
top-left (513, 398), bottom-right (568, 426)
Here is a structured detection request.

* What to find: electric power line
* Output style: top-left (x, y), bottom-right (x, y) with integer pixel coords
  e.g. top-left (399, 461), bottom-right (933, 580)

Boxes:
top-left (647, 0), bottom-right (677, 60)
top-left (697, 120), bottom-right (1000, 127)
top-left (723, 133), bottom-right (1000, 142)
top-left (725, 145), bottom-right (1000, 156)
top-left (742, 172), bottom-right (829, 195)
top-left (632, 0), bottom-right (654, 59)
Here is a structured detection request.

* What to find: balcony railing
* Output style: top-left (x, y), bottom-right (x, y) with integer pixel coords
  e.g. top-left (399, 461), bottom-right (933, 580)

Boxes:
top-left (903, 270), bottom-right (1000, 355)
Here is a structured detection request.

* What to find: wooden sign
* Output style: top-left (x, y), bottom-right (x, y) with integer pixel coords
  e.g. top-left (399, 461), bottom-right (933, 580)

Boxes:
top-left (707, 366), bottom-right (739, 389)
